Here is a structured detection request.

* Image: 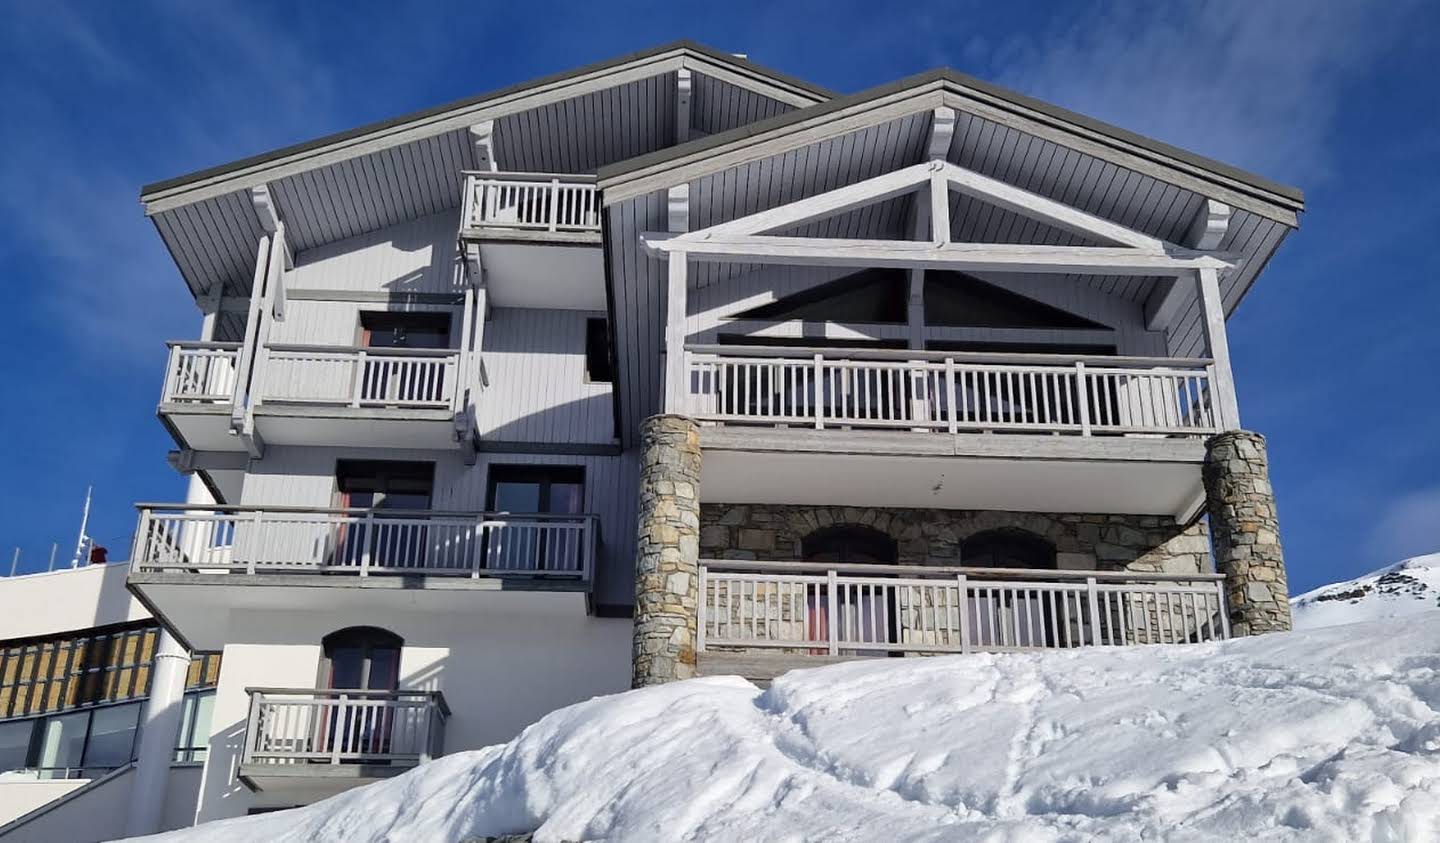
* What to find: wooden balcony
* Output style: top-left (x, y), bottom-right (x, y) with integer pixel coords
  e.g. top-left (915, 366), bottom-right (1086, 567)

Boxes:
top-left (698, 560), bottom-right (1229, 680)
top-left (127, 506), bottom-right (599, 649)
top-left (683, 346), bottom-right (1221, 437)
top-left (460, 172), bottom-right (601, 240)
top-left (238, 688), bottom-right (448, 792)
top-left (156, 341), bottom-right (243, 452)
top-left (681, 345), bottom-right (1224, 518)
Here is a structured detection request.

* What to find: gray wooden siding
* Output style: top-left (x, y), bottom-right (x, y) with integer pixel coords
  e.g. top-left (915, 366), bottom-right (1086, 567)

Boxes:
top-left (239, 446), bottom-right (640, 607)
top-left (690, 72), bottom-right (794, 136)
top-left (494, 74), bottom-right (677, 174)
top-left (288, 210), bottom-right (464, 296)
top-left (477, 308), bottom-right (614, 444)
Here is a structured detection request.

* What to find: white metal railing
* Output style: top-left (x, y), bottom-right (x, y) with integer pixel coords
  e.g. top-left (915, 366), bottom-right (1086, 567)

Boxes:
top-left (461, 171), bottom-right (601, 233)
top-left (684, 346), bottom-right (1221, 436)
top-left (241, 688), bottom-right (447, 768)
top-left (698, 560), bottom-right (1229, 655)
top-left (161, 341), bottom-right (241, 405)
top-left (130, 505), bottom-right (598, 582)
top-left (257, 345), bottom-right (460, 410)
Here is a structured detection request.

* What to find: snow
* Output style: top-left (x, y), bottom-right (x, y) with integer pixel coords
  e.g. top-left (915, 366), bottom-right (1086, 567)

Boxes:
top-left (1292, 553), bottom-right (1440, 630)
top-left (135, 615), bottom-right (1440, 843)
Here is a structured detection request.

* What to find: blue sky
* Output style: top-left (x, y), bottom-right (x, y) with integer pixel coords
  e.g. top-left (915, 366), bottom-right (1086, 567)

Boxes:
top-left (0, 1), bottom-right (1435, 590)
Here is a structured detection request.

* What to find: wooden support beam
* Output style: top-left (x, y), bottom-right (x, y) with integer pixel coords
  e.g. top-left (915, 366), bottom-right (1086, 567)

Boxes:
top-left (664, 253), bottom-right (689, 412)
top-left (1146, 199), bottom-right (1234, 330)
top-left (468, 121), bottom-right (498, 172)
top-left (927, 106), bottom-right (957, 160)
top-left (645, 234), bottom-right (1236, 276)
top-left (675, 69), bottom-right (693, 144)
top-left (1195, 267), bottom-right (1241, 430)
top-left (670, 162), bottom-right (932, 241)
top-left (667, 184), bottom-right (690, 235)
top-left (929, 165), bottom-right (951, 245)
top-left (249, 185), bottom-right (293, 269)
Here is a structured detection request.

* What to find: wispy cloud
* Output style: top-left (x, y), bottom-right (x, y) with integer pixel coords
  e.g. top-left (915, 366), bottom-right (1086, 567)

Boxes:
top-left (1371, 487), bottom-right (1440, 564)
top-left (956, 1), bottom-right (1424, 186)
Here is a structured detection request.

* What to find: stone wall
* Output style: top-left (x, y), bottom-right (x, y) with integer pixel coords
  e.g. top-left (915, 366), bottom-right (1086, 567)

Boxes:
top-left (632, 415), bottom-right (702, 688)
top-left (699, 505), bottom-right (1211, 575)
top-left (1204, 430), bottom-right (1292, 634)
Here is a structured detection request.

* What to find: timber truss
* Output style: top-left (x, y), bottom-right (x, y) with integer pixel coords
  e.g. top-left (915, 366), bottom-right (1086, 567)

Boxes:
top-left (640, 106), bottom-right (1242, 430)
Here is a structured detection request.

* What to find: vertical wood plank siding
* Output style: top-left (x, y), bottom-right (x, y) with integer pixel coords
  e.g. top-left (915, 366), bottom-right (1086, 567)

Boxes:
top-left (237, 446), bottom-right (640, 606)
top-left (478, 308), bottom-right (614, 444)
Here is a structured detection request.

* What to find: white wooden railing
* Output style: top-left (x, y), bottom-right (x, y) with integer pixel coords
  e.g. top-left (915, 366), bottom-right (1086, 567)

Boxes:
top-left (257, 344), bottom-right (460, 410)
top-left (161, 341), bottom-right (241, 405)
top-left (130, 505), bottom-right (598, 582)
top-left (683, 346), bottom-right (1222, 436)
top-left (699, 560), bottom-right (1229, 655)
top-left (461, 171), bottom-right (601, 233)
top-left (241, 688), bottom-right (447, 768)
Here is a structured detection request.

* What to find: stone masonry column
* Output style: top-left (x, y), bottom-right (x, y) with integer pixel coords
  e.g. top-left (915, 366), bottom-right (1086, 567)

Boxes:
top-left (1203, 430), bottom-right (1292, 635)
top-left (633, 414), bottom-right (702, 687)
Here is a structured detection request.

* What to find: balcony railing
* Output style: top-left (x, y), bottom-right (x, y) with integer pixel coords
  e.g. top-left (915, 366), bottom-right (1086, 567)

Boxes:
top-left (699, 560), bottom-right (1229, 655)
top-left (161, 341), bottom-right (241, 405)
top-left (130, 505), bottom-right (598, 582)
top-left (683, 346), bottom-right (1221, 437)
top-left (461, 171), bottom-right (601, 233)
top-left (257, 345), bottom-right (460, 410)
top-left (240, 688), bottom-right (447, 768)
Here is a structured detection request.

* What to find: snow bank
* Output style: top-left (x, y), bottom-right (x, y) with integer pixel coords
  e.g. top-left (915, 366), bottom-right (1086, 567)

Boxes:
top-left (1292, 553), bottom-right (1440, 630)
top-left (137, 617), bottom-right (1440, 842)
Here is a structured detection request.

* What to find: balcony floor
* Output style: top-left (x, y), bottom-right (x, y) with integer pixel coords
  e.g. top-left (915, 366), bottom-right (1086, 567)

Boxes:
top-left (699, 426), bottom-right (1207, 518)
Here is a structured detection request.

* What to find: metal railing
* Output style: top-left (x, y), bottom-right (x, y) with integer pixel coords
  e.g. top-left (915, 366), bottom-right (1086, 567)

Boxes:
top-left (699, 560), bottom-right (1229, 655)
top-left (683, 346), bottom-right (1221, 436)
top-left (130, 505), bottom-right (597, 582)
top-left (241, 688), bottom-right (447, 768)
top-left (161, 341), bottom-right (241, 405)
top-left (461, 171), bottom-right (601, 233)
top-left (257, 344), bottom-right (460, 410)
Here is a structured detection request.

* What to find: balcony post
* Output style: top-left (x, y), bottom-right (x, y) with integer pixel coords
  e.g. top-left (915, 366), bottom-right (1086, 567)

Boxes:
top-left (1195, 267), bottom-right (1241, 430)
top-left (813, 353), bottom-right (825, 430)
top-left (360, 512), bottom-right (375, 575)
top-left (1086, 576), bottom-right (1102, 645)
top-left (1075, 361), bottom-right (1091, 436)
top-left (247, 510), bottom-right (261, 575)
top-left (241, 691), bottom-right (262, 765)
top-left (956, 574), bottom-right (970, 653)
top-left (350, 350), bottom-right (367, 408)
top-left (663, 253), bottom-right (689, 413)
top-left (826, 569), bottom-right (839, 655)
top-left (332, 695), bottom-right (346, 764)
top-left (549, 178), bottom-right (560, 231)
top-left (944, 358), bottom-right (958, 434)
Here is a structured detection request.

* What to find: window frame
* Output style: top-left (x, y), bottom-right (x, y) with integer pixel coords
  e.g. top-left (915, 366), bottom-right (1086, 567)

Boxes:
top-left (584, 317), bottom-right (614, 384)
top-left (485, 465), bottom-right (586, 514)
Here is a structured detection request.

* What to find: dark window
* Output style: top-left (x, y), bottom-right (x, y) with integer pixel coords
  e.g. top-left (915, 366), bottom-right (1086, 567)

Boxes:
top-left (585, 318), bottom-right (613, 383)
top-left (926, 341), bottom-right (1117, 356)
top-left (335, 461), bottom-right (435, 511)
top-left (735, 268), bottom-right (908, 323)
top-left (358, 312), bottom-right (451, 349)
top-left (486, 466), bottom-right (584, 515)
top-left (0, 700), bottom-right (142, 779)
top-left (925, 272), bottom-right (1111, 329)
top-left (801, 526), bottom-right (898, 564)
top-left (321, 627), bottom-right (403, 692)
top-left (0, 720), bottom-right (32, 773)
top-left (961, 529), bottom-right (1057, 569)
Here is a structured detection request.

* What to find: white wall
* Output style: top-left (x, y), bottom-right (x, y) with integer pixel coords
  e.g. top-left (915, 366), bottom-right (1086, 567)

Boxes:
top-left (0, 767), bottom-right (133, 843)
top-left (0, 564), bottom-right (149, 641)
top-left (0, 779), bottom-right (88, 828)
top-left (477, 307), bottom-right (613, 445)
top-left (194, 607), bottom-right (630, 822)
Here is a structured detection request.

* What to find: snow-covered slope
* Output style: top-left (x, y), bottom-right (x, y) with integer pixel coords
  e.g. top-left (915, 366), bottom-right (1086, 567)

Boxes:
top-left (1291, 553), bottom-right (1440, 630)
top-left (137, 616), bottom-right (1440, 843)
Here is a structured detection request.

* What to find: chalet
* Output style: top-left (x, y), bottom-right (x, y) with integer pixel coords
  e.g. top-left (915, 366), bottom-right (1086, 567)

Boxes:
top-left (0, 41), bottom-right (1298, 838)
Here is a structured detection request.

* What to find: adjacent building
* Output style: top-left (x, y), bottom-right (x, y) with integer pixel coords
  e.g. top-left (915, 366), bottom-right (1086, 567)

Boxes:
top-left (0, 40), bottom-right (1300, 839)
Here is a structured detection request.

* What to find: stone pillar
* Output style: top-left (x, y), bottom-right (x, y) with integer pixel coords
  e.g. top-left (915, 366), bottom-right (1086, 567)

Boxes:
top-left (633, 414), bottom-right (702, 688)
top-left (1203, 430), bottom-right (1292, 635)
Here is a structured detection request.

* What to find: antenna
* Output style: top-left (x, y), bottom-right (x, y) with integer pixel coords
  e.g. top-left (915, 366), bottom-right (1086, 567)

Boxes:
top-left (71, 486), bottom-right (93, 569)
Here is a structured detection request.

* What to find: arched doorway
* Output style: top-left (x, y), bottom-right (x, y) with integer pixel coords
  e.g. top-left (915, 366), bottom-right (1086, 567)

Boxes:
top-left (961, 529), bottom-right (1061, 648)
top-left (801, 526), bottom-right (899, 654)
top-left (320, 626), bottom-right (403, 759)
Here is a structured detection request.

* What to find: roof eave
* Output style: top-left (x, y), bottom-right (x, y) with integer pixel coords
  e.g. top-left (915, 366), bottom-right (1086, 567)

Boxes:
top-left (139, 40), bottom-right (833, 211)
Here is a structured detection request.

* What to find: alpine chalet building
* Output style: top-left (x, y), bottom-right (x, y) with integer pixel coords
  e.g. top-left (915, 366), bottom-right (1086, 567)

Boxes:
top-left (0, 41), bottom-right (1300, 837)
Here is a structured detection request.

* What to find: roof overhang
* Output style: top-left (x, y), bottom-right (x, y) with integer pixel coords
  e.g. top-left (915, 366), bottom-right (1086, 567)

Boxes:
top-left (141, 41), bottom-right (831, 215)
top-left (599, 69), bottom-right (1303, 227)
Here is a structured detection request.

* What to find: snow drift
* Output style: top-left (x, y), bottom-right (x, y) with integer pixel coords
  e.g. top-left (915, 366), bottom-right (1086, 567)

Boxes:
top-left (138, 615), bottom-right (1440, 842)
top-left (1292, 553), bottom-right (1440, 630)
